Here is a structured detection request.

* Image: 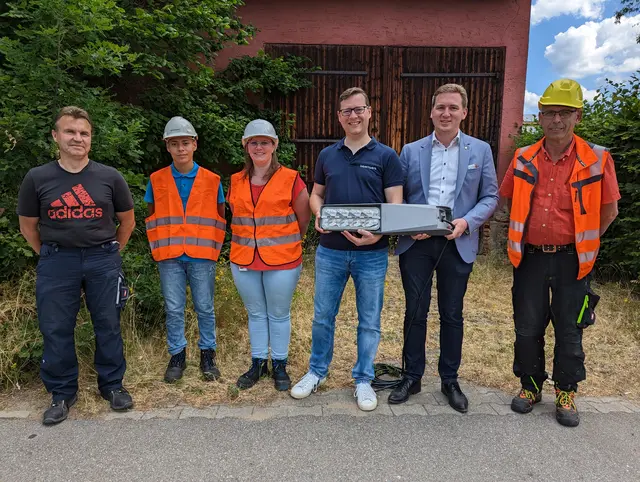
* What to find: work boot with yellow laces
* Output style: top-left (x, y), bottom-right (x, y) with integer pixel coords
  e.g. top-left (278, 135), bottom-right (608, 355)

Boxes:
top-left (555, 386), bottom-right (579, 427)
top-left (511, 388), bottom-right (542, 414)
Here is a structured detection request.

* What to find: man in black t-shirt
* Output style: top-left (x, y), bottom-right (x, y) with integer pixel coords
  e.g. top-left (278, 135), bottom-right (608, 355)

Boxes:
top-left (17, 106), bottom-right (136, 425)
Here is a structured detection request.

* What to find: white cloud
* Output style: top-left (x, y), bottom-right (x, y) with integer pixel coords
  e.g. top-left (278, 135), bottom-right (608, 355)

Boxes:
top-left (544, 15), bottom-right (640, 79)
top-left (531, 0), bottom-right (606, 25)
top-left (581, 87), bottom-right (598, 103)
top-left (524, 90), bottom-right (541, 113)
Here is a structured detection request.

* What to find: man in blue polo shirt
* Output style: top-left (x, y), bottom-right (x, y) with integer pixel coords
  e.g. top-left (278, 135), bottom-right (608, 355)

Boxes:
top-left (291, 87), bottom-right (403, 411)
top-left (145, 116), bottom-right (225, 383)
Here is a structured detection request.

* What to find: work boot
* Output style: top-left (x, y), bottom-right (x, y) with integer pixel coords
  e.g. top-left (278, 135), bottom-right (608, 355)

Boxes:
top-left (272, 358), bottom-right (291, 391)
top-left (102, 387), bottom-right (134, 411)
top-left (200, 349), bottom-right (221, 381)
top-left (555, 387), bottom-right (580, 427)
top-left (164, 349), bottom-right (187, 383)
top-left (236, 358), bottom-right (269, 390)
top-left (42, 394), bottom-right (77, 426)
top-left (511, 388), bottom-right (542, 414)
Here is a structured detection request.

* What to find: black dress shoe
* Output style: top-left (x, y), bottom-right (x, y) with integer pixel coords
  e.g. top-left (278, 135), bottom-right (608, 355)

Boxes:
top-left (388, 378), bottom-right (421, 404)
top-left (441, 381), bottom-right (468, 413)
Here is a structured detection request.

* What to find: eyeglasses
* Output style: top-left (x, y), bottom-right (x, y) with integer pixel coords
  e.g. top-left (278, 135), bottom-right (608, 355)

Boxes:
top-left (339, 106), bottom-right (369, 117)
top-left (248, 141), bottom-right (272, 148)
top-left (539, 110), bottom-right (577, 119)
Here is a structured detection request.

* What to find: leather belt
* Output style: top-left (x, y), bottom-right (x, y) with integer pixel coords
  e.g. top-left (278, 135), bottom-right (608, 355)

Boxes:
top-left (526, 244), bottom-right (575, 254)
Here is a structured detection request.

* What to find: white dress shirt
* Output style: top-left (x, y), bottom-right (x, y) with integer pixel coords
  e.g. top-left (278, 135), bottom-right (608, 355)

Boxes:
top-left (427, 131), bottom-right (460, 209)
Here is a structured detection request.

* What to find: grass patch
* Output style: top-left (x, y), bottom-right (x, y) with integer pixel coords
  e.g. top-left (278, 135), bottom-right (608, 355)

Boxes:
top-left (1, 255), bottom-right (639, 414)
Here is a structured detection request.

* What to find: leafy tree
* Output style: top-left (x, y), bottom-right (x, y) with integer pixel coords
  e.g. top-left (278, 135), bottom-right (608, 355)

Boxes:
top-left (615, 0), bottom-right (640, 42)
top-left (0, 0), bottom-right (313, 281)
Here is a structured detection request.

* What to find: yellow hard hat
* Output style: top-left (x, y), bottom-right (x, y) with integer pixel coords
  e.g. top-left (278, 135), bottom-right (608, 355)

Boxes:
top-left (538, 79), bottom-right (583, 109)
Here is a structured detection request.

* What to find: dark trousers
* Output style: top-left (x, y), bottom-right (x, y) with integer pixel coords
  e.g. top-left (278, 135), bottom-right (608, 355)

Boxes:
top-left (36, 242), bottom-right (126, 401)
top-left (399, 237), bottom-right (473, 383)
top-left (513, 248), bottom-right (589, 392)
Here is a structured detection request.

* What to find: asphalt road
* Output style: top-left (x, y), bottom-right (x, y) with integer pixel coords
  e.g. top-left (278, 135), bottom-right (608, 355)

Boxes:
top-left (1, 412), bottom-right (639, 481)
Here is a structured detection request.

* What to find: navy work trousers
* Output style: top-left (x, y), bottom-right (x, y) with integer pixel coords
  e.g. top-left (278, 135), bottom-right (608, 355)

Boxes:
top-left (36, 242), bottom-right (126, 401)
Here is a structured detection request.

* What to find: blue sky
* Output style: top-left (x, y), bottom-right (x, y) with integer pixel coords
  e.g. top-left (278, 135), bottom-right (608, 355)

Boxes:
top-left (525, 0), bottom-right (640, 114)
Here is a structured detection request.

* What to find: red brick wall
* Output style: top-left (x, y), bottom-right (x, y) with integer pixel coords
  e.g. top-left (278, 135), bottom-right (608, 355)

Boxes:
top-left (217, 0), bottom-right (531, 179)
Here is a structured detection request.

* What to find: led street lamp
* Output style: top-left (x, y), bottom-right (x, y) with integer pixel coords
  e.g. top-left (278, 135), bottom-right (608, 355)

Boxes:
top-left (320, 204), bottom-right (454, 236)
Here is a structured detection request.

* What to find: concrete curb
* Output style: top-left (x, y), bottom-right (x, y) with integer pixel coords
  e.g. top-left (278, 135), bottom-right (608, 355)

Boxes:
top-left (1, 386), bottom-right (638, 421)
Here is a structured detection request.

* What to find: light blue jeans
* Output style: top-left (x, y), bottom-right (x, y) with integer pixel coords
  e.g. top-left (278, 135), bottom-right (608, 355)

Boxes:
top-left (158, 260), bottom-right (217, 355)
top-left (231, 263), bottom-right (302, 360)
top-left (309, 245), bottom-right (388, 383)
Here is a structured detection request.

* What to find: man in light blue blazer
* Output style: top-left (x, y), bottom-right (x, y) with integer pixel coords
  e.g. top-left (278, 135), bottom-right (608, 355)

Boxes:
top-left (389, 84), bottom-right (499, 412)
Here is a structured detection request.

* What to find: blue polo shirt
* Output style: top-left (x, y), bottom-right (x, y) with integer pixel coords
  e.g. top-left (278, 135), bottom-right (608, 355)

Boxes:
top-left (314, 137), bottom-right (403, 251)
top-left (145, 162), bottom-right (225, 262)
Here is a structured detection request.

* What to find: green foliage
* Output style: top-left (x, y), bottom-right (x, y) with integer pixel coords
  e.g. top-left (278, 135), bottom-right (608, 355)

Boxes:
top-left (0, 0), bottom-right (313, 299)
top-left (512, 74), bottom-right (640, 280)
top-left (615, 0), bottom-right (640, 42)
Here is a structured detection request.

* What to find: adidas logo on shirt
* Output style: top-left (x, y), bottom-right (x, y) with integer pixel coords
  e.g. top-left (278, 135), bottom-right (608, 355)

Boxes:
top-left (48, 184), bottom-right (104, 220)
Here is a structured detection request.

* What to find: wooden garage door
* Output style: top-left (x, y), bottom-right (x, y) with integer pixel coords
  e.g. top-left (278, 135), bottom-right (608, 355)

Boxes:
top-left (265, 44), bottom-right (505, 182)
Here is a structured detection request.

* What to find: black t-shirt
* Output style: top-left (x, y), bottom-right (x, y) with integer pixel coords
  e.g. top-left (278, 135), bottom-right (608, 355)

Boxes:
top-left (17, 160), bottom-right (134, 248)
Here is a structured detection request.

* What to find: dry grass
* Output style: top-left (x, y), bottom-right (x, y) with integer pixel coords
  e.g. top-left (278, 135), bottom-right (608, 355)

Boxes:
top-left (1, 254), bottom-right (639, 415)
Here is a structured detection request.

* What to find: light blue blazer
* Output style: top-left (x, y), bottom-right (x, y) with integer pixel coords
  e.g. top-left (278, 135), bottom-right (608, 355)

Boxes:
top-left (396, 132), bottom-right (499, 263)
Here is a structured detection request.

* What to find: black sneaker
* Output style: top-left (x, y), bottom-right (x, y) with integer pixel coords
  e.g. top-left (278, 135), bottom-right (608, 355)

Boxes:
top-left (200, 349), bottom-right (221, 381)
top-left (272, 358), bottom-right (291, 391)
top-left (102, 387), bottom-right (134, 411)
top-left (236, 358), bottom-right (269, 390)
top-left (42, 394), bottom-right (77, 426)
top-left (511, 388), bottom-right (542, 414)
top-left (164, 349), bottom-right (187, 383)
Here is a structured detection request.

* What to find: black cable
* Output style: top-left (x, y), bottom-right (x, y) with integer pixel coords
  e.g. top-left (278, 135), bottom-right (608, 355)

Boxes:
top-left (372, 235), bottom-right (451, 391)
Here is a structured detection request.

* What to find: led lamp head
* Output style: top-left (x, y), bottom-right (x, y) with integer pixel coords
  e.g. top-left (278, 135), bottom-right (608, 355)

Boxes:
top-left (319, 204), bottom-right (453, 236)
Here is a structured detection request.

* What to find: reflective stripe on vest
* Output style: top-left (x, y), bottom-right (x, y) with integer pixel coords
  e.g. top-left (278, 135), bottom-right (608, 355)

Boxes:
top-left (145, 166), bottom-right (226, 262)
top-left (228, 167), bottom-right (302, 267)
top-left (506, 136), bottom-right (606, 279)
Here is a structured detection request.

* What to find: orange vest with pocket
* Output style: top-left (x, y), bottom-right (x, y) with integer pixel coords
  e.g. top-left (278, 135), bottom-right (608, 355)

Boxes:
top-left (228, 166), bottom-right (302, 267)
top-left (145, 166), bottom-right (226, 262)
top-left (507, 135), bottom-right (607, 279)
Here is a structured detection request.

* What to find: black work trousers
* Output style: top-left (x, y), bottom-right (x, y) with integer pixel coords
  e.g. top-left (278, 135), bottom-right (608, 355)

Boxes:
top-left (512, 248), bottom-right (591, 392)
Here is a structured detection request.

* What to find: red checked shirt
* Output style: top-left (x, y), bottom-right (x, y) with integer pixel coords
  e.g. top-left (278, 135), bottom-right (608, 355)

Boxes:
top-left (500, 139), bottom-right (620, 246)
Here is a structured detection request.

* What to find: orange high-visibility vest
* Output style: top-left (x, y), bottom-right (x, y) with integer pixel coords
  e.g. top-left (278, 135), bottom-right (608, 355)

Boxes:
top-left (228, 166), bottom-right (302, 266)
top-left (145, 166), bottom-right (226, 262)
top-left (507, 135), bottom-right (607, 279)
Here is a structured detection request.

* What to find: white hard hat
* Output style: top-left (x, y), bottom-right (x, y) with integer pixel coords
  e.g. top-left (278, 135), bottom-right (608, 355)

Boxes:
top-left (163, 116), bottom-right (197, 140)
top-left (242, 119), bottom-right (279, 148)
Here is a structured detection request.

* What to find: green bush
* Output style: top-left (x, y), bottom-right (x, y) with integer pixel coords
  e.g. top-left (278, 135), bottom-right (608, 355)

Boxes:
top-left (513, 74), bottom-right (640, 280)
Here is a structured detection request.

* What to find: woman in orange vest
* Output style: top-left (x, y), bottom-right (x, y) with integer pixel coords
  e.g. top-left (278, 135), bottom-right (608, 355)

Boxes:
top-left (228, 119), bottom-right (310, 391)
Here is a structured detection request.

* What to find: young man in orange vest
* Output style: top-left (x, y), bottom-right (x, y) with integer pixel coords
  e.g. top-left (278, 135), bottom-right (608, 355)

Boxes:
top-left (145, 117), bottom-right (226, 383)
top-left (500, 79), bottom-right (620, 427)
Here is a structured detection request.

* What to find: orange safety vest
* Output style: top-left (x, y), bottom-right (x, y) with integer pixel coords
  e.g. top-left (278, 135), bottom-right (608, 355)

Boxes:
top-left (145, 166), bottom-right (226, 262)
top-left (228, 166), bottom-right (302, 266)
top-left (507, 135), bottom-right (607, 280)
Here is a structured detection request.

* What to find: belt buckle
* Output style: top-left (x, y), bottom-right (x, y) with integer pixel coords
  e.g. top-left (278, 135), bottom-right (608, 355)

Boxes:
top-left (542, 244), bottom-right (557, 253)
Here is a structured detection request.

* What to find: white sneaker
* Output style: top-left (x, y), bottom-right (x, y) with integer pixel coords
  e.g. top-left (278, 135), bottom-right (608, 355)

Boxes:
top-left (290, 372), bottom-right (326, 399)
top-left (354, 382), bottom-right (378, 411)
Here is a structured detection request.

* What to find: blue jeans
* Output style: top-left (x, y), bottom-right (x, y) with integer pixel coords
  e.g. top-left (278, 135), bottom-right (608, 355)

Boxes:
top-left (36, 242), bottom-right (126, 400)
top-left (309, 245), bottom-right (388, 383)
top-left (231, 263), bottom-right (302, 360)
top-left (158, 259), bottom-right (217, 355)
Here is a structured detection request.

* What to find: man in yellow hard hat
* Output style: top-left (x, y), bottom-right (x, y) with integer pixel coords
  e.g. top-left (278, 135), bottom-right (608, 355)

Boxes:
top-left (499, 79), bottom-right (620, 427)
